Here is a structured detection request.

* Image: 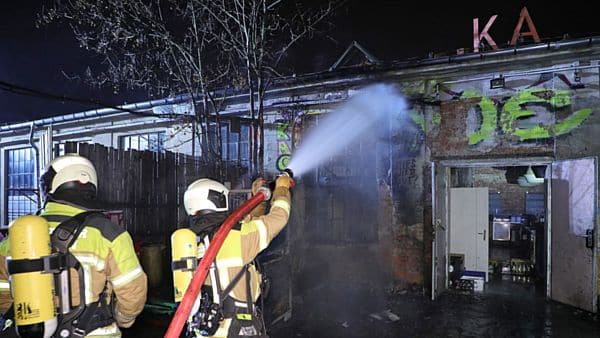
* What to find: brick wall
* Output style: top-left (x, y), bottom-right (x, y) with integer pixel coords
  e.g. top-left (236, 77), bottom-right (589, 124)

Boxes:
top-left (472, 167), bottom-right (544, 215)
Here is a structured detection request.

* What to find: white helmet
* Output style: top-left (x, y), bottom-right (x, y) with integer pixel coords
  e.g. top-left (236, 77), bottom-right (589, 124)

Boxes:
top-left (184, 178), bottom-right (229, 216)
top-left (40, 153), bottom-right (98, 197)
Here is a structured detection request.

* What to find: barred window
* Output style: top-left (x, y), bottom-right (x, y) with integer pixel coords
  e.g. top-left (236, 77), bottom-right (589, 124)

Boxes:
top-left (5, 148), bottom-right (38, 223)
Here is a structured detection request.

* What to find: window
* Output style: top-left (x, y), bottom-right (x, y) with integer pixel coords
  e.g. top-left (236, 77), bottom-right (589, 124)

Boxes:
top-left (5, 148), bottom-right (38, 223)
top-left (54, 140), bottom-right (93, 156)
top-left (120, 132), bottom-right (165, 152)
top-left (489, 192), bottom-right (503, 215)
top-left (525, 192), bottom-right (545, 217)
top-left (217, 121), bottom-right (250, 167)
top-left (54, 142), bottom-right (66, 157)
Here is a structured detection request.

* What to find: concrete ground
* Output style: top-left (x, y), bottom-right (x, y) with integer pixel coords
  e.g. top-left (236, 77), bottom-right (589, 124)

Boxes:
top-left (127, 278), bottom-right (600, 337)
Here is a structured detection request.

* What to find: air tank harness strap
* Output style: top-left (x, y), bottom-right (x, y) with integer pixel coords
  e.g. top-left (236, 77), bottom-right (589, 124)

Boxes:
top-left (66, 293), bottom-right (114, 338)
top-left (50, 211), bottom-right (103, 252)
top-left (172, 257), bottom-right (197, 271)
top-left (48, 211), bottom-right (114, 338)
top-left (217, 264), bottom-right (252, 314)
top-left (218, 265), bottom-right (267, 337)
top-left (6, 212), bottom-right (101, 275)
top-left (7, 252), bottom-right (72, 275)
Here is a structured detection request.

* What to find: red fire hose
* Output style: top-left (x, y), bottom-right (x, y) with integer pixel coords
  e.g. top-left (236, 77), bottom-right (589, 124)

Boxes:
top-left (164, 192), bottom-right (267, 338)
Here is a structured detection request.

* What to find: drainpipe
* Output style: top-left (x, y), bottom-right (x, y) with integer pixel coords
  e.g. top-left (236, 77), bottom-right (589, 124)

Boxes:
top-left (28, 123), bottom-right (41, 208)
top-left (191, 121), bottom-right (196, 157)
top-left (45, 124), bottom-right (54, 165)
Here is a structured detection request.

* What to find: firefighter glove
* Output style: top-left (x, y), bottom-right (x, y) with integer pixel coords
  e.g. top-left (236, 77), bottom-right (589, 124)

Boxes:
top-left (275, 174), bottom-right (294, 189)
top-left (251, 177), bottom-right (266, 195)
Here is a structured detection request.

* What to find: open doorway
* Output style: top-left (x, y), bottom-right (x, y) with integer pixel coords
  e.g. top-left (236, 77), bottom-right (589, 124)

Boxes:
top-left (432, 157), bottom-right (598, 313)
top-left (447, 165), bottom-right (548, 295)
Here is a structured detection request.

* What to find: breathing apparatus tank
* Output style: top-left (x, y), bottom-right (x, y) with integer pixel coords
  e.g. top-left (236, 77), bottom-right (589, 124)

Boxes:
top-left (8, 215), bottom-right (57, 338)
top-left (171, 228), bottom-right (199, 302)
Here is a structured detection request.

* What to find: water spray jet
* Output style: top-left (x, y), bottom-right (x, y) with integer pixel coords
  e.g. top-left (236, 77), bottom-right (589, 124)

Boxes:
top-left (287, 83), bottom-right (407, 177)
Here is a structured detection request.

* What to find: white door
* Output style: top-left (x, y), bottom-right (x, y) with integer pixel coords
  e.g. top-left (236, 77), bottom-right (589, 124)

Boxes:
top-left (432, 163), bottom-right (449, 299)
top-left (450, 187), bottom-right (489, 280)
top-left (550, 157), bottom-right (597, 313)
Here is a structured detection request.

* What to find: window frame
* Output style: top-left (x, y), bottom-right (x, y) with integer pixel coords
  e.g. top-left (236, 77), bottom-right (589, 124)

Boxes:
top-left (119, 131), bottom-right (166, 153)
top-left (4, 147), bottom-right (39, 224)
top-left (215, 120), bottom-right (251, 167)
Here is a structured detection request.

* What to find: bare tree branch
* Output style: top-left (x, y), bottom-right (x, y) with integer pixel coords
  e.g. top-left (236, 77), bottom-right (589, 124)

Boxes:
top-left (39, 0), bottom-right (342, 176)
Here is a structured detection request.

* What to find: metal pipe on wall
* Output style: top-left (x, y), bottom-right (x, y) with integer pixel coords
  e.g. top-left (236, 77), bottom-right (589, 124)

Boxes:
top-left (28, 123), bottom-right (41, 208)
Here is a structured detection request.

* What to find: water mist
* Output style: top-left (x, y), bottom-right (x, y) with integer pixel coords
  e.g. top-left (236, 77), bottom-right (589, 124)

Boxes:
top-left (287, 83), bottom-right (408, 176)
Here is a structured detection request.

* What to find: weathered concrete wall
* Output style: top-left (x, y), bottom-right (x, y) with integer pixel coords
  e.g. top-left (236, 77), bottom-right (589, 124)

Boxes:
top-left (274, 94), bottom-right (400, 298)
top-left (277, 85), bottom-right (430, 296)
top-left (274, 60), bottom-right (600, 293)
top-left (385, 104), bottom-right (427, 286)
top-left (257, 54), bottom-right (600, 302)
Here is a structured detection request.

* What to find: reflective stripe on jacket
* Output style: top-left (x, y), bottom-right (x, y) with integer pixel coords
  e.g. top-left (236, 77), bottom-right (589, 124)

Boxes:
top-left (211, 186), bottom-right (291, 304)
top-left (0, 202), bottom-right (148, 336)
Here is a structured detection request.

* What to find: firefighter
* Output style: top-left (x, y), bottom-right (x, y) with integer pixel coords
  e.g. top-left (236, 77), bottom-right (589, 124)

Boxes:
top-left (0, 153), bottom-right (148, 337)
top-left (175, 173), bottom-right (293, 337)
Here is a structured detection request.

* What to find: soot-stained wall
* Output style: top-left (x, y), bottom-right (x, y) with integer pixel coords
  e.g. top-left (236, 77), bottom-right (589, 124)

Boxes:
top-left (261, 47), bottom-right (600, 296)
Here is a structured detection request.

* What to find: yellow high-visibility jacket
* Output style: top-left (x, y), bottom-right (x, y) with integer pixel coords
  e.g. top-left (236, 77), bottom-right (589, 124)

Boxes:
top-left (0, 202), bottom-right (148, 337)
top-left (207, 185), bottom-right (291, 337)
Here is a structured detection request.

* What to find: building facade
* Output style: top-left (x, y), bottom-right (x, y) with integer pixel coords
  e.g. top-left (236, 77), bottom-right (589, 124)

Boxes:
top-left (1, 36), bottom-right (599, 312)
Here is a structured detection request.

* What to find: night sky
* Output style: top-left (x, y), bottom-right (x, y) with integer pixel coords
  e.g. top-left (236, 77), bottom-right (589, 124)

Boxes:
top-left (0, 1), bottom-right (598, 124)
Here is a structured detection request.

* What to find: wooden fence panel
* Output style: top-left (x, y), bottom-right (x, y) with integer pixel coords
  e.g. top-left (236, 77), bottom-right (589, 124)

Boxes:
top-left (64, 142), bottom-right (215, 241)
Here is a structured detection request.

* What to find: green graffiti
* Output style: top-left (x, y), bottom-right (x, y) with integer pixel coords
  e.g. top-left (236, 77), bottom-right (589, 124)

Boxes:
top-left (396, 86), bottom-right (591, 143)
top-left (276, 120), bottom-right (292, 171)
top-left (277, 155), bottom-right (290, 171)
top-left (276, 122), bottom-right (290, 140)
top-left (407, 110), bottom-right (440, 133)
top-left (512, 125), bottom-right (550, 140)
top-left (432, 112), bottom-right (441, 126)
top-left (498, 88), bottom-right (589, 141)
top-left (401, 81), bottom-right (426, 96)
top-left (460, 89), bottom-right (483, 99)
top-left (403, 87), bottom-right (592, 143)
top-left (279, 141), bottom-right (291, 155)
top-left (460, 88), bottom-right (593, 144)
top-left (409, 110), bottom-right (425, 132)
top-left (554, 108), bottom-right (593, 136)
top-left (500, 89), bottom-right (568, 141)
top-left (462, 91), bottom-right (497, 145)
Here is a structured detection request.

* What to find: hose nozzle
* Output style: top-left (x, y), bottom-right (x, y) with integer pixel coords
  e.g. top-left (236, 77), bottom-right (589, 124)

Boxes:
top-left (265, 168), bottom-right (296, 192)
top-left (282, 168), bottom-right (294, 178)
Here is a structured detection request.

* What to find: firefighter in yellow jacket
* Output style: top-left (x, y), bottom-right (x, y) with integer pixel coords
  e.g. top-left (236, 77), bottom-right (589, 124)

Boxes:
top-left (175, 174), bottom-right (293, 338)
top-left (0, 154), bottom-right (148, 337)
